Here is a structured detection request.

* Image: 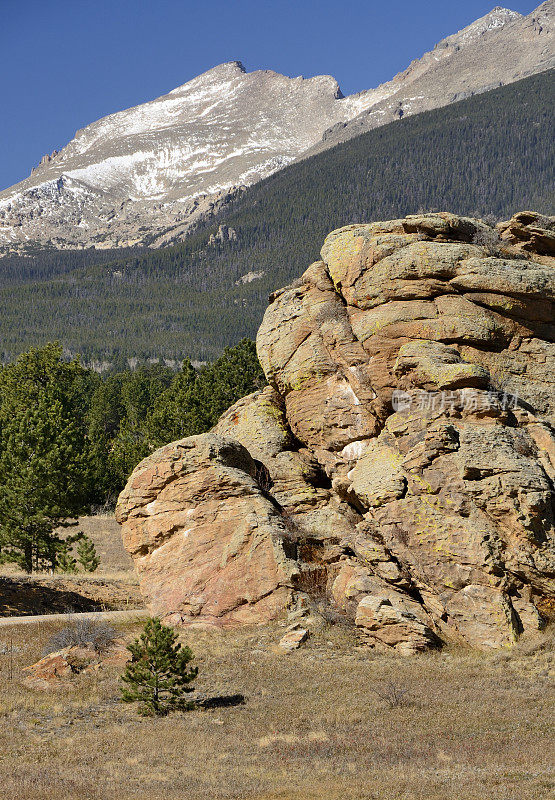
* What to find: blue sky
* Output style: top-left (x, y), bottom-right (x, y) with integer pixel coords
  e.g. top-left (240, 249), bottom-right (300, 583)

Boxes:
top-left (1, 0), bottom-right (539, 189)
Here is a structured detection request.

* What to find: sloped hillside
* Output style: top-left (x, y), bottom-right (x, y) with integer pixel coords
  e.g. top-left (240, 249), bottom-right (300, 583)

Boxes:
top-left (311, 0), bottom-right (554, 152)
top-left (2, 4), bottom-right (552, 253)
top-left (1, 70), bottom-right (553, 364)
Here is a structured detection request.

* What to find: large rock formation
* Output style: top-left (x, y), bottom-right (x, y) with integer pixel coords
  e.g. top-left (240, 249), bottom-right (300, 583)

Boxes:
top-left (116, 210), bottom-right (555, 651)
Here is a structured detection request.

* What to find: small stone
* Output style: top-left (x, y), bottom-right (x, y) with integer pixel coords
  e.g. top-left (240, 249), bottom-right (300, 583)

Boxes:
top-left (287, 608), bottom-right (310, 622)
top-left (278, 628), bottom-right (309, 652)
top-left (285, 622), bottom-right (303, 632)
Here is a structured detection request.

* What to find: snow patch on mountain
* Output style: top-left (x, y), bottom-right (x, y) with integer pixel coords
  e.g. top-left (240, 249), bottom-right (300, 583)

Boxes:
top-left (0, 4), bottom-right (550, 253)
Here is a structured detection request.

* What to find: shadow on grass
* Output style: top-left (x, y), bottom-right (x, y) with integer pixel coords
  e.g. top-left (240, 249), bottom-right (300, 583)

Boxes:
top-left (0, 576), bottom-right (101, 616)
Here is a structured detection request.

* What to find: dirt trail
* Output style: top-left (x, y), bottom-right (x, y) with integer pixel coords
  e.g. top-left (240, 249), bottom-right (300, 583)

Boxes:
top-left (0, 609), bottom-right (149, 627)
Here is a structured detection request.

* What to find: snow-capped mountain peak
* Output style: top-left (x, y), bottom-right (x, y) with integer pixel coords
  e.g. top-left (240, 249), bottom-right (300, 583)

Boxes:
top-left (0, 2), bottom-right (551, 254)
top-left (0, 62), bottom-right (362, 249)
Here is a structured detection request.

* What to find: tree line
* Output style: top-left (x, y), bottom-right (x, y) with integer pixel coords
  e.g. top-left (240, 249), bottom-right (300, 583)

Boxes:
top-left (0, 339), bottom-right (265, 572)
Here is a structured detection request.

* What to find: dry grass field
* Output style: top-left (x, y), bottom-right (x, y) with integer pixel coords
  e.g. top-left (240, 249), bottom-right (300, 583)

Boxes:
top-left (77, 514), bottom-right (135, 576)
top-left (0, 615), bottom-right (553, 800)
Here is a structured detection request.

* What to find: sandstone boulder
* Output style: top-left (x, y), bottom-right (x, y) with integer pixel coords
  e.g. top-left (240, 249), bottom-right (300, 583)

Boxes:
top-left (116, 434), bottom-right (298, 627)
top-left (22, 643), bottom-right (128, 689)
top-left (497, 211), bottom-right (555, 259)
top-left (117, 212), bottom-right (555, 652)
top-left (278, 627), bottom-right (309, 652)
top-left (354, 595), bottom-right (438, 655)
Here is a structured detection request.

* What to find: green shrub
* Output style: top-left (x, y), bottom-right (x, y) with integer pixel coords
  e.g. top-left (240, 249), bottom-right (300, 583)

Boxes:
top-left (120, 617), bottom-right (198, 716)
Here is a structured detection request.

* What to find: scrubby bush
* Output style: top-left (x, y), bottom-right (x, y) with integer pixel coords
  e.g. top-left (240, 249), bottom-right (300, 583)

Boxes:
top-left (472, 225), bottom-right (504, 256)
top-left (43, 619), bottom-right (118, 655)
top-left (372, 681), bottom-right (411, 708)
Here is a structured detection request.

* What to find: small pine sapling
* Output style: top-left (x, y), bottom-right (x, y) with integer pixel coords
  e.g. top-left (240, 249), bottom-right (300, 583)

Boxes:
top-left (56, 542), bottom-right (77, 573)
top-left (120, 617), bottom-right (198, 716)
top-left (76, 535), bottom-right (100, 572)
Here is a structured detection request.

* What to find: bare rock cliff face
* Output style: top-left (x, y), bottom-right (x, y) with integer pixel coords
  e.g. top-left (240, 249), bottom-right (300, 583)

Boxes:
top-left (116, 211), bottom-right (555, 651)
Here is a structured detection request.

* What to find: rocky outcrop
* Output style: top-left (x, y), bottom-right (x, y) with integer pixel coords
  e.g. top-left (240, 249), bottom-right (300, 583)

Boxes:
top-left (116, 434), bottom-right (298, 627)
top-left (22, 643), bottom-right (128, 689)
top-left (30, 150), bottom-right (59, 175)
top-left (117, 211), bottom-right (555, 652)
top-left (208, 225), bottom-right (237, 246)
top-left (497, 210), bottom-right (555, 259)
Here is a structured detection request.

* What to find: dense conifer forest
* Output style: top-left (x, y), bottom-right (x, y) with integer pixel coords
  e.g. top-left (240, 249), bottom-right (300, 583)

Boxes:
top-left (0, 340), bottom-right (265, 568)
top-left (1, 69), bottom-right (553, 365)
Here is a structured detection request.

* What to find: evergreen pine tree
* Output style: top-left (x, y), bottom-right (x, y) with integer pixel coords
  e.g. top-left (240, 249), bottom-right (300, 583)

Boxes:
top-left (76, 535), bottom-right (100, 572)
top-left (0, 343), bottom-right (94, 571)
top-left (146, 359), bottom-right (201, 446)
top-left (120, 617), bottom-right (198, 716)
top-left (146, 341), bottom-right (266, 448)
top-left (56, 542), bottom-right (77, 573)
top-left (97, 365), bottom-right (174, 494)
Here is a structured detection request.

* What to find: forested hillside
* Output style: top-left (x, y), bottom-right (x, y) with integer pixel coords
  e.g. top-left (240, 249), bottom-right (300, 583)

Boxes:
top-left (1, 69), bottom-right (553, 364)
top-left (0, 340), bottom-right (264, 569)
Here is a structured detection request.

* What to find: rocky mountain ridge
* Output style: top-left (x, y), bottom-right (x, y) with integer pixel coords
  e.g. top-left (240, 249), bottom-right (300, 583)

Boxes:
top-left (1, 4), bottom-right (553, 254)
top-left (116, 210), bottom-right (555, 653)
top-left (0, 61), bottom-right (372, 253)
top-left (311, 1), bottom-right (554, 153)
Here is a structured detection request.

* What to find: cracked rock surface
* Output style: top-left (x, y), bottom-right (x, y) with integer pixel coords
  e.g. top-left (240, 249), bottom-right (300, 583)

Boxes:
top-left (117, 211), bottom-right (555, 651)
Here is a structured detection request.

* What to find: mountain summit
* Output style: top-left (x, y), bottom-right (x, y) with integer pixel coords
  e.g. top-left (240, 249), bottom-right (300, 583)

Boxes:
top-left (0, 62), bottom-right (367, 251)
top-left (0, 3), bottom-right (553, 253)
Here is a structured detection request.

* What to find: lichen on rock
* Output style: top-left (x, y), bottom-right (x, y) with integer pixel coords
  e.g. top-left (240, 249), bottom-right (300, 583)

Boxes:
top-left (116, 211), bottom-right (555, 651)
